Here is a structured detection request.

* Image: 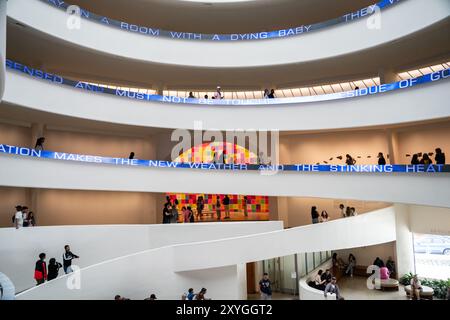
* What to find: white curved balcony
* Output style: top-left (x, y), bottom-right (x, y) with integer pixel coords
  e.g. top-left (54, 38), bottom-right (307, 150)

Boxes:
top-left (1, 150), bottom-right (449, 207)
top-left (7, 0), bottom-right (449, 70)
top-left (14, 207), bottom-right (396, 299)
top-left (0, 222), bottom-right (282, 293)
top-left (3, 66), bottom-right (450, 132)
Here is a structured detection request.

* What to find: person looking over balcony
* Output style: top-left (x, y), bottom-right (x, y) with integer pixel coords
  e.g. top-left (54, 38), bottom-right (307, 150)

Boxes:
top-left (243, 196), bottom-right (248, 217)
top-left (263, 89), bottom-right (270, 99)
top-left (34, 137), bottom-right (45, 151)
top-left (188, 92), bottom-right (195, 99)
top-left (163, 203), bottom-right (172, 224)
top-left (26, 211), bottom-right (36, 227)
top-left (196, 196), bottom-right (204, 219)
top-left (350, 207), bottom-right (358, 216)
top-left (345, 154), bottom-right (356, 165)
top-left (216, 197), bottom-right (221, 220)
top-left (268, 89), bottom-right (275, 99)
top-left (129, 152), bottom-right (135, 160)
top-left (411, 154), bottom-right (420, 165)
top-left (339, 204), bottom-right (346, 218)
top-left (377, 152), bottom-right (386, 165)
top-left (204, 94), bottom-right (209, 99)
top-left (420, 153), bottom-right (432, 165)
top-left (13, 205), bottom-right (23, 229)
top-left (188, 206), bottom-right (195, 223)
top-left (311, 206), bottom-right (319, 224)
top-left (171, 199), bottom-right (179, 223)
top-left (320, 210), bottom-right (329, 222)
top-left (213, 86), bottom-right (224, 99)
top-left (223, 195), bottom-right (230, 219)
top-left (435, 148), bottom-right (445, 164)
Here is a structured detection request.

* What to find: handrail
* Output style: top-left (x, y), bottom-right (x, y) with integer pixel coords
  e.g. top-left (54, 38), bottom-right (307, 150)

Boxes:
top-left (1, 144), bottom-right (449, 174)
top-left (38, 0), bottom-right (401, 42)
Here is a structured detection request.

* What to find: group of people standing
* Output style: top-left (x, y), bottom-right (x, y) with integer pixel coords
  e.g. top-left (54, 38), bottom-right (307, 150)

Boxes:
top-left (311, 204), bottom-right (358, 224)
top-left (34, 245), bottom-right (79, 285)
top-left (163, 195), bottom-right (237, 223)
top-left (310, 207), bottom-right (329, 224)
top-left (410, 148), bottom-right (446, 165)
top-left (13, 205), bottom-right (36, 229)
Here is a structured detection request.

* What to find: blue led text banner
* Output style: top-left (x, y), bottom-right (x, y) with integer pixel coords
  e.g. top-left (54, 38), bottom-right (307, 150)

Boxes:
top-left (41, 0), bottom-right (401, 42)
top-left (6, 59), bottom-right (450, 106)
top-left (1, 145), bottom-right (449, 174)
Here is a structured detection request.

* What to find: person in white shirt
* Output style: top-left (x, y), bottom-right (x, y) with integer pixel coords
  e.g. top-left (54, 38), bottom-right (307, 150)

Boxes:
top-left (350, 207), bottom-right (358, 216)
top-left (14, 205), bottom-right (24, 229)
top-left (213, 86), bottom-right (224, 100)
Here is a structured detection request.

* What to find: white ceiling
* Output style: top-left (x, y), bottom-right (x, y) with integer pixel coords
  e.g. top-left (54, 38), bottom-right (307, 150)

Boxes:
top-left (66, 0), bottom-right (375, 34)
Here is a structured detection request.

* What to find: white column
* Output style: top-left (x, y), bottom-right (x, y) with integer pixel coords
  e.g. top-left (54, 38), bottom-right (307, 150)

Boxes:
top-left (385, 129), bottom-right (399, 164)
top-left (394, 204), bottom-right (415, 279)
top-left (379, 69), bottom-right (398, 84)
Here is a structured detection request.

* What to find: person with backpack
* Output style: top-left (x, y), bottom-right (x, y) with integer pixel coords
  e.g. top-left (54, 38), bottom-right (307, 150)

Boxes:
top-left (34, 253), bottom-right (47, 285)
top-left (47, 258), bottom-right (63, 281)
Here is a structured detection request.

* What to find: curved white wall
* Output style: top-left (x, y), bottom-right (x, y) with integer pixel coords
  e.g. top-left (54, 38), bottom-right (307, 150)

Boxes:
top-left (7, 0), bottom-right (449, 68)
top-left (15, 207), bottom-right (396, 300)
top-left (3, 69), bottom-right (450, 132)
top-left (0, 222), bottom-right (282, 293)
top-left (1, 153), bottom-right (449, 207)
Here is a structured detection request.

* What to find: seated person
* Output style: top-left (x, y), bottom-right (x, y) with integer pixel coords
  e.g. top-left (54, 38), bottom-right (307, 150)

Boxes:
top-left (373, 257), bottom-right (385, 268)
top-left (410, 275), bottom-right (422, 300)
top-left (321, 269), bottom-right (333, 283)
top-left (380, 266), bottom-right (390, 280)
top-left (314, 270), bottom-right (327, 290)
top-left (324, 277), bottom-right (343, 300)
top-left (386, 256), bottom-right (396, 277)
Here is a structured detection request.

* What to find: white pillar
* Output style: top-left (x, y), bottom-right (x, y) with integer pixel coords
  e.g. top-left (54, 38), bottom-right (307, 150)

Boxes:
top-left (379, 69), bottom-right (398, 84)
top-left (394, 204), bottom-right (415, 279)
top-left (385, 129), bottom-right (399, 164)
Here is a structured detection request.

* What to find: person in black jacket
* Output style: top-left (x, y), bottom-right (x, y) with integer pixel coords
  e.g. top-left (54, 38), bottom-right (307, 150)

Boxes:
top-left (411, 154), bottom-right (420, 165)
top-left (223, 195), bottom-right (230, 219)
top-left (435, 148), bottom-right (445, 164)
top-left (377, 152), bottom-right (386, 165)
top-left (34, 137), bottom-right (45, 150)
top-left (311, 206), bottom-right (319, 224)
top-left (47, 258), bottom-right (63, 281)
top-left (63, 245), bottom-right (79, 274)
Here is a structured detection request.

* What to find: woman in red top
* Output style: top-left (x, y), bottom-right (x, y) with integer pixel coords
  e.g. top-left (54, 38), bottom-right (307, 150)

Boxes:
top-left (34, 253), bottom-right (47, 285)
